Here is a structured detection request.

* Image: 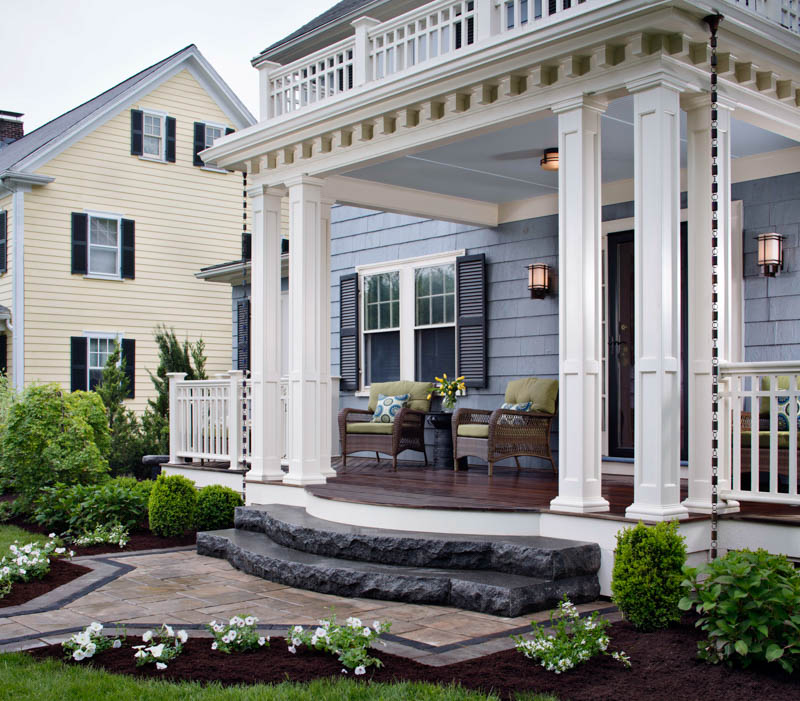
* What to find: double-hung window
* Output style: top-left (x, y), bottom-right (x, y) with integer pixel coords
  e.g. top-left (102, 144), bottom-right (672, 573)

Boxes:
top-left (88, 335), bottom-right (117, 389)
top-left (359, 251), bottom-right (462, 389)
top-left (142, 111), bottom-right (164, 159)
top-left (204, 123), bottom-right (224, 149)
top-left (88, 215), bottom-right (120, 277)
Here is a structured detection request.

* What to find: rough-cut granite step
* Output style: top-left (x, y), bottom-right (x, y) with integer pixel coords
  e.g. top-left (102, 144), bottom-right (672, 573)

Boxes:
top-left (234, 504), bottom-right (600, 580)
top-left (197, 529), bottom-right (600, 617)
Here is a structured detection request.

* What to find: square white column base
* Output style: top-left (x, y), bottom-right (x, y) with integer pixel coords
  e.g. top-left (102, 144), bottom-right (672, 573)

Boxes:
top-left (549, 495), bottom-right (610, 513)
top-left (625, 502), bottom-right (690, 521)
top-left (247, 457), bottom-right (285, 483)
top-left (681, 497), bottom-right (740, 515)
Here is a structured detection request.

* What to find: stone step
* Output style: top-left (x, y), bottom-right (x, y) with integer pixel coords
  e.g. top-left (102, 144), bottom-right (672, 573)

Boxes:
top-left (235, 504), bottom-right (600, 580)
top-left (197, 528), bottom-right (600, 617)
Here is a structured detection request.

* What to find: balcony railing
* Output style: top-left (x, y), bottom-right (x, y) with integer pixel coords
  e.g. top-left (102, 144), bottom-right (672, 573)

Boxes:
top-left (720, 361), bottom-right (800, 505)
top-left (260, 0), bottom-right (797, 120)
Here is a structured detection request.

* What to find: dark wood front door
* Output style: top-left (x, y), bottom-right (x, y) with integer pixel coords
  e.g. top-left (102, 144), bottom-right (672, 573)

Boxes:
top-left (607, 227), bottom-right (688, 461)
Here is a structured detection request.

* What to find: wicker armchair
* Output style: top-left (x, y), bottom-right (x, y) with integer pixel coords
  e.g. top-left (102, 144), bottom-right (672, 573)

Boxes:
top-left (452, 377), bottom-right (558, 476)
top-left (338, 381), bottom-right (431, 471)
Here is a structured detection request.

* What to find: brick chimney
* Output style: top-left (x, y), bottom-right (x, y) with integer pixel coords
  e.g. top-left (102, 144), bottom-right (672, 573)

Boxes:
top-left (0, 111), bottom-right (24, 145)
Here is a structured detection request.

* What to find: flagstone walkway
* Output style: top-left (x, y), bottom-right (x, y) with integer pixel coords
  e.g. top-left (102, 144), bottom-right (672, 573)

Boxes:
top-left (0, 547), bottom-right (618, 666)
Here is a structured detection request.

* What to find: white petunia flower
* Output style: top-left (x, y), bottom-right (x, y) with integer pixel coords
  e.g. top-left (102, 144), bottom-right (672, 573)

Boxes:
top-left (112, 640), bottom-right (122, 649)
top-left (293, 626), bottom-right (303, 634)
top-left (292, 637), bottom-right (301, 647)
top-left (354, 665), bottom-right (366, 676)
top-left (288, 645), bottom-right (296, 654)
top-left (177, 630), bottom-right (188, 644)
top-left (211, 642), bottom-right (218, 650)
top-left (142, 630), bottom-right (153, 643)
top-left (164, 625), bottom-right (174, 638)
top-left (48, 533), bottom-right (56, 539)
top-left (156, 662), bottom-right (167, 670)
top-left (245, 616), bottom-right (255, 626)
top-left (89, 622), bottom-right (103, 633)
top-left (363, 627), bottom-right (371, 637)
top-left (149, 643), bottom-right (165, 658)
top-left (73, 650), bottom-right (85, 661)
top-left (258, 637), bottom-right (266, 646)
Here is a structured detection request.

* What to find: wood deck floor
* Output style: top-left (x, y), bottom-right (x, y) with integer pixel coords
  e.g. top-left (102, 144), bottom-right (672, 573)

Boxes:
top-left (303, 457), bottom-right (800, 525)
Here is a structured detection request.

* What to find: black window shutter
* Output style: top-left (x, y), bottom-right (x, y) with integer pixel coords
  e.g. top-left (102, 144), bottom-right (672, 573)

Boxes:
top-left (225, 127), bottom-right (234, 136)
top-left (121, 219), bottom-right (135, 279)
top-left (70, 336), bottom-right (88, 392)
top-left (339, 273), bottom-right (360, 391)
top-left (121, 338), bottom-right (135, 398)
top-left (165, 117), bottom-right (176, 162)
top-left (0, 210), bottom-right (6, 274)
top-left (242, 232), bottom-right (251, 261)
top-left (71, 213), bottom-right (88, 275)
top-left (237, 299), bottom-right (250, 371)
top-left (0, 334), bottom-right (6, 375)
top-left (130, 109), bottom-right (143, 156)
top-left (193, 122), bottom-right (206, 166)
top-left (456, 253), bottom-right (487, 388)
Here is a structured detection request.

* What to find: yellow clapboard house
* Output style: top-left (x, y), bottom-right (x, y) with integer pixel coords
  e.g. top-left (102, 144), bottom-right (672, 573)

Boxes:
top-left (0, 45), bottom-right (255, 411)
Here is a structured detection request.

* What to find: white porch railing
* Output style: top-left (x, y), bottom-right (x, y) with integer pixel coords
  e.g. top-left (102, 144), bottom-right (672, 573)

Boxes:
top-left (720, 361), bottom-right (800, 505)
top-left (260, 0), bottom-right (797, 119)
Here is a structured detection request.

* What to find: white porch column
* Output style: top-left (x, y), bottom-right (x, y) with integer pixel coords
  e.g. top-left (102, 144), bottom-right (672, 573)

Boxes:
top-left (626, 78), bottom-right (689, 521)
top-left (248, 185), bottom-right (285, 482)
top-left (682, 98), bottom-right (739, 513)
top-left (283, 177), bottom-right (335, 485)
top-left (550, 96), bottom-right (609, 514)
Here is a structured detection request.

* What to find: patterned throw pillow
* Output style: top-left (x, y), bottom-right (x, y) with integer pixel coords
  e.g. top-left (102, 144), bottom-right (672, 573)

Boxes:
top-left (776, 396), bottom-right (800, 431)
top-left (371, 393), bottom-right (410, 424)
top-left (498, 401), bottom-right (532, 426)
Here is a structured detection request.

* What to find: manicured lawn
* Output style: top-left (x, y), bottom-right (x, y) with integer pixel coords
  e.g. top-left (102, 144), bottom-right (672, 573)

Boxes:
top-left (0, 653), bottom-right (558, 701)
top-left (0, 524), bottom-right (50, 552)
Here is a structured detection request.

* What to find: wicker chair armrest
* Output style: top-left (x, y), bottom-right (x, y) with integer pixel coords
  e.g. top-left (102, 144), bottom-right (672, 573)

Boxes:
top-left (453, 408), bottom-right (492, 427)
top-left (488, 408), bottom-right (554, 440)
top-left (339, 407), bottom-right (374, 423)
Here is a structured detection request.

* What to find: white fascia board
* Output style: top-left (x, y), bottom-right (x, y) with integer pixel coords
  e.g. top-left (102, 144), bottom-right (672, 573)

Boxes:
top-left (15, 47), bottom-right (255, 174)
top-left (325, 175), bottom-right (498, 228)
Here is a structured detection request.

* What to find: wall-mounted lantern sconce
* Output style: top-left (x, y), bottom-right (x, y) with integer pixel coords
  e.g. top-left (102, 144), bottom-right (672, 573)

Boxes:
top-left (757, 232), bottom-right (784, 277)
top-left (528, 263), bottom-right (550, 299)
top-left (540, 147), bottom-right (559, 171)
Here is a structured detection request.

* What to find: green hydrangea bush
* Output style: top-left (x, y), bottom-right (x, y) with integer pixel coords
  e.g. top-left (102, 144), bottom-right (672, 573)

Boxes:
top-left (195, 485), bottom-right (243, 531)
top-left (679, 548), bottom-right (800, 674)
top-left (148, 474), bottom-right (197, 537)
top-left (611, 521), bottom-right (687, 631)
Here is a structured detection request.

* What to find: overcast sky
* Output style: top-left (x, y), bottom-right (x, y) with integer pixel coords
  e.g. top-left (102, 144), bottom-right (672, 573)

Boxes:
top-left (1, 0), bottom-right (335, 131)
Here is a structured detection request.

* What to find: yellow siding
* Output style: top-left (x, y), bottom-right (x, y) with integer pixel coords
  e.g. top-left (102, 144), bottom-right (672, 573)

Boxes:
top-left (24, 69), bottom-right (243, 411)
top-left (0, 193), bottom-right (11, 381)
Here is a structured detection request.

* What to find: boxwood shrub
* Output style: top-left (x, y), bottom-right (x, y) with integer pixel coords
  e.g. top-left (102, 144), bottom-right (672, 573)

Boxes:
top-left (611, 520), bottom-right (687, 631)
top-left (195, 485), bottom-right (243, 531)
top-left (148, 474), bottom-right (197, 537)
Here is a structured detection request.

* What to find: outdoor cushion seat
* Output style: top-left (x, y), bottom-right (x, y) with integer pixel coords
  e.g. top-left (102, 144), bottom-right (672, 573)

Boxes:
top-left (741, 431), bottom-right (791, 449)
top-left (346, 422), bottom-right (394, 435)
top-left (452, 377), bottom-right (558, 476)
top-left (457, 424), bottom-right (489, 439)
top-left (338, 381), bottom-right (430, 471)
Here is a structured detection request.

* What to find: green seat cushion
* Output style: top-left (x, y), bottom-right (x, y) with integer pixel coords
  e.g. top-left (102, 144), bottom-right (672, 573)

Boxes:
top-left (368, 381), bottom-right (431, 413)
top-left (505, 378), bottom-right (558, 415)
top-left (346, 422), bottom-right (394, 435)
top-left (741, 431), bottom-right (791, 449)
top-left (457, 424), bottom-right (489, 439)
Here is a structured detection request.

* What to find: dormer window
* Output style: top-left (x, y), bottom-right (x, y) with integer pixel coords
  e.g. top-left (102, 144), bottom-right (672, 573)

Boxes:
top-left (130, 109), bottom-right (175, 162)
top-left (143, 112), bottom-right (164, 158)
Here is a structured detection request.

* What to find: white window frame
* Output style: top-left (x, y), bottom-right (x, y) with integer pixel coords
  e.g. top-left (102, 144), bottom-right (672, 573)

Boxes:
top-left (356, 249), bottom-right (464, 395)
top-left (83, 331), bottom-right (122, 390)
top-left (140, 108), bottom-right (167, 162)
top-left (201, 120), bottom-right (229, 173)
top-left (85, 210), bottom-right (122, 280)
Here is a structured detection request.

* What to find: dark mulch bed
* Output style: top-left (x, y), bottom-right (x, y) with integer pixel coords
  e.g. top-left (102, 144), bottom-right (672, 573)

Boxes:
top-left (0, 559), bottom-right (91, 609)
top-left (28, 620), bottom-right (800, 700)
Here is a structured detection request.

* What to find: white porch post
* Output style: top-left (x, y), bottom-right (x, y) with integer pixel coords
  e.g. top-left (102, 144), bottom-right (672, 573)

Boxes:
top-left (168, 372), bottom-right (186, 464)
top-left (248, 185), bottom-right (285, 482)
top-left (283, 177), bottom-right (335, 485)
top-left (626, 78), bottom-right (689, 521)
top-left (550, 96), bottom-right (609, 514)
top-left (682, 98), bottom-right (738, 513)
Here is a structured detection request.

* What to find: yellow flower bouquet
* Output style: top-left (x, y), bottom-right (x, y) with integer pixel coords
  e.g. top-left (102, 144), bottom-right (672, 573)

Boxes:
top-left (427, 373), bottom-right (466, 411)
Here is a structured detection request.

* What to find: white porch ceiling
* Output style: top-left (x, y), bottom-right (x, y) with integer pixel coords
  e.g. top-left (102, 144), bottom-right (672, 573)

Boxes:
top-left (343, 96), bottom-right (799, 204)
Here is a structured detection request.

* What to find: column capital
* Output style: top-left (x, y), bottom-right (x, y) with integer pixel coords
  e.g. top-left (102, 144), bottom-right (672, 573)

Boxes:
top-left (350, 15), bottom-right (380, 30)
top-left (285, 175), bottom-right (326, 190)
top-left (626, 73), bottom-right (686, 95)
top-left (247, 183), bottom-right (286, 200)
top-left (681, 92), bottom-right (737, 114)
top-left (551, 95), bottom-right (607, 115)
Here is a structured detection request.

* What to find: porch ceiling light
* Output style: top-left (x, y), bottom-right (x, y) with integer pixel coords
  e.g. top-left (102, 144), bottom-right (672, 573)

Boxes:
top-left (540, 148), bottom-right (559, 171)
top-left (757, 232), bottom-right (784, 277)
top-left (528, 263), bottom-right (550, 299)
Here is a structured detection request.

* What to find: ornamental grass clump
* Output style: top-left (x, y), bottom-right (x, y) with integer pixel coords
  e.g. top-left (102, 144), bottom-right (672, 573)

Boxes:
top-left (286, 613), bottom-right (391, 674)
top-left (611, 520), bottom-right (687, 631)
top-left (62, 622), bottom-right (124, 662)
top-left (133, 624), bottom-right (187, 670)
top-left (195, 485), bottom-right (243, 531)
top-left (679, 548), bottom-right (800, 674)
top-left (208, 615), bottom-right (269, 653)
top-left (148, 474), bottom-right (197, 537)
top-left (511, 597), bottom-right (631, 674)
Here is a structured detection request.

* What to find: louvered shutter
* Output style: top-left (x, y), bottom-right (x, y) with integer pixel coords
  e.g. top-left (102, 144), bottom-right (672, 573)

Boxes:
top-left (225, 127), bottom-right (234, 136)
top-left (456, 253), bottom-right (487, 388)
top-left (165, 117), bottom-right (176, 162)
top-left (70, 336), bottom-right (88, 391)
top-left (0, 334), bottom-right (6, 375)
top-left (71, 213), bottom-right (88, 275)
top-left (0, 210), bottom-right (6, 274)
top-left (193, 122), bottom-right (206, 166)
top-left (121, 338), bottom-right (135, 398)
top-left (241, 233), bottom-right (252, 261)
top-left (339, 273), bottom-right (359, 391)
top-left (237, 299), bottom-right (250, 371)
top-left (130, 109), bottom-right (143, 156)
top-left (121, 219), bottom-right (135, 279)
